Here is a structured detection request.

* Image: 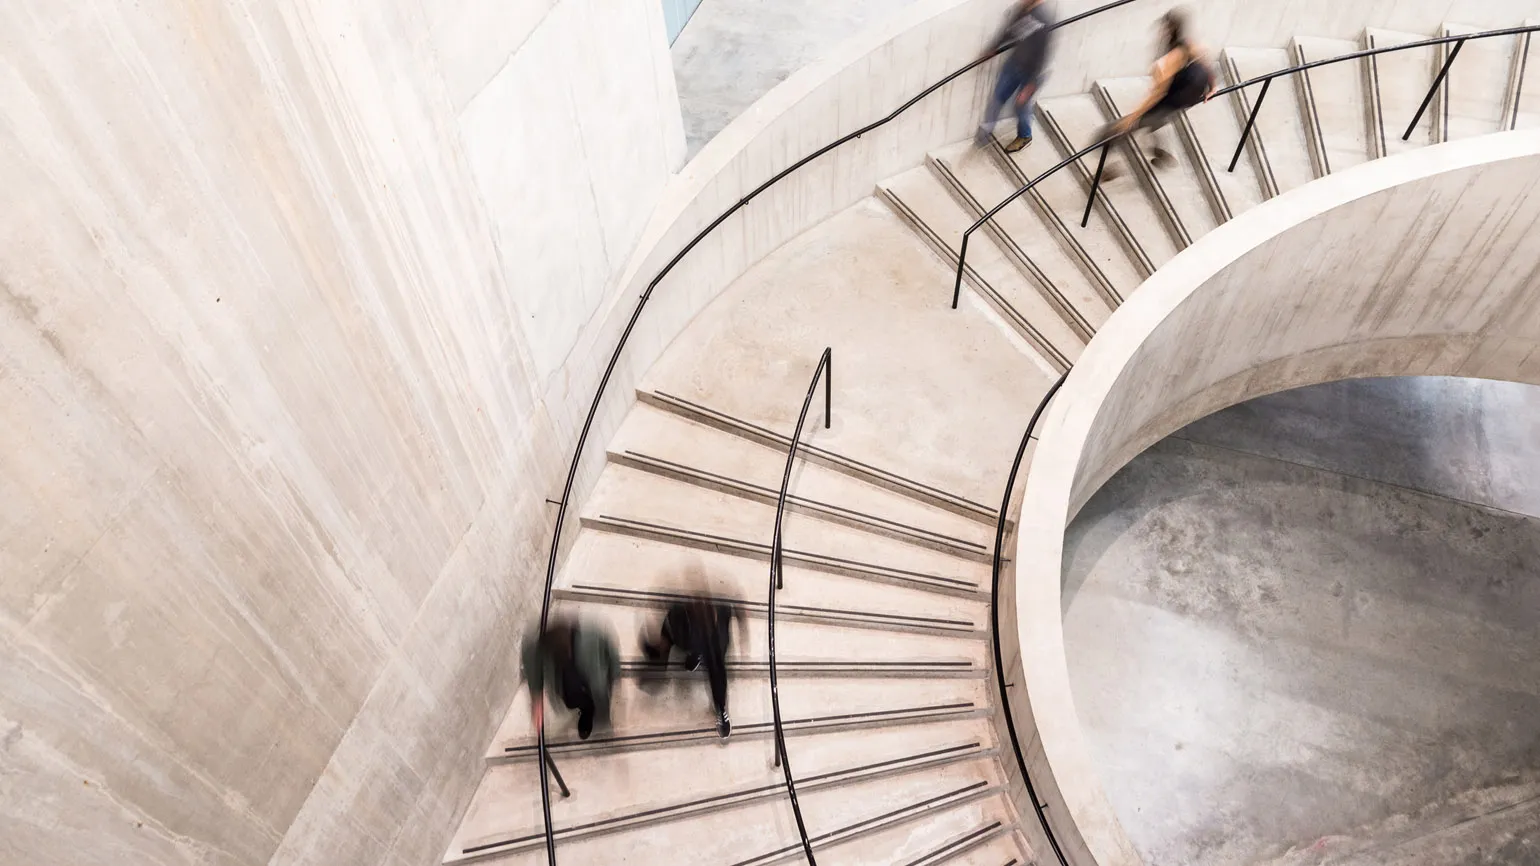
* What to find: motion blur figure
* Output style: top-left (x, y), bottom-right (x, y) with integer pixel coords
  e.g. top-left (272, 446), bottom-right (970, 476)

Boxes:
top-left (522, 615), bottom-right (619, 741)
top-left (642, 593), bottom-right (744, 740)
top-left (975, 0), bottom-right (1055, 153)
top-left (1103, 8), bottom-right (1216, 175)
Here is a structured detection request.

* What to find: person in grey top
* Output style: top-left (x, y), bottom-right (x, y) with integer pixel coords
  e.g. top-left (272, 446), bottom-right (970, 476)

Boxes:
top-left (975, 0), bottom-right (1055, 153)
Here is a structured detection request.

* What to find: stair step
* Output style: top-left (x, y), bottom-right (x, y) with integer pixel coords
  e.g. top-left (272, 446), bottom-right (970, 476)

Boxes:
top-left (1294, 36), bottom-right (1373, 173)
top-left (1096, 76), bottom-right (1223, 243)
top-left (490, 671), bottom-right (991, 762)
top-left (1038, 92), bottom-right (1181, 270)
top-left (1440, 23), bottom-right (1521, 141)
top-left (555, 583), bottom-right (985, 637)
top-left (1173, 78), bottom-right (1270, 222)
top-left (1366, 28), bottom-right (1440, 154)
top-left (994, 133), bottom-right (1145, 299)
top-left (731, 763), bottom-right (1007, 866)
top-left (1223, 46), bottom-right (1320, 196)
top-left (1510, 22), bottom-right (1540, 130)
top-left (638, 390), bottom-right (999, 525)
top-left (609, 400), bottom-right (993, 559)
top-left (927, 141), bottom-right (1114, 338)
top-left (877, 164), bottom-right (1082, 371)
top-left (449, 722), bottom-right (998, 863)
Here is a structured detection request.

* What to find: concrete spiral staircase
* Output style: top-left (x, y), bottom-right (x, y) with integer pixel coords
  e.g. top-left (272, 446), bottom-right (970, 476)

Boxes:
top-left (442, 20), bottom-right (1540, 866)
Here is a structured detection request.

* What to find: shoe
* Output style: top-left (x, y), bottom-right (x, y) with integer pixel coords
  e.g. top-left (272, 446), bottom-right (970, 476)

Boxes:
top-left (1004, 135), bottom-right (1033, 153)
top-left (684, 654), bottom-right (703, 672)
top-left (1150, 147), bottom-right (1176, 169)
top-left (641, 639), bottom-right (664, 662)
top-left (974, 127), bottom-right (995, 148)
top-left (717, 709), bottom-right (731, 740)
top-left (577, 711), bottom-right (594, 741)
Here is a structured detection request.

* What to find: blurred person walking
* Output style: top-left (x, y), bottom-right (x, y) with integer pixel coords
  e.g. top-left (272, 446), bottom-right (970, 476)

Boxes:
top-left (1102, 8), bottom-right (1216, 175)
top-left (641, 593), bottom-right (744, 740)
top-left (975, 0), bottom-right (1055, 153)
top-left (523, 615), bottom-right (620, 741)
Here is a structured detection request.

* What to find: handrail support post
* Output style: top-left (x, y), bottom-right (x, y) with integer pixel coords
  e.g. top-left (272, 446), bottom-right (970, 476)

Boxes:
top-left (544, 752), bottom-right (571, 798)
top-left (1405, 37), bottom-right (1464, 140)
top-left (1229, 77), bottom-right (1270, 173)
top-left (1080, 142), bottom-right (1112, 228)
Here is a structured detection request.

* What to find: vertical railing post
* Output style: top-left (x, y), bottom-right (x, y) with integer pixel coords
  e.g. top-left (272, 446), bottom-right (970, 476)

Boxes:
top-left (952, 235), bottom-right (970, 309)
top-left (1405, 37), bottom-right (1464, 140)
top-left (1229, 77), bottom-right (1271, 173)
top-left (823, 354), bottom-right (832, 430)
top-left (544, 752), bottom-right (571, 798)
top-left (1080, 142), bottom-right (1112, 228)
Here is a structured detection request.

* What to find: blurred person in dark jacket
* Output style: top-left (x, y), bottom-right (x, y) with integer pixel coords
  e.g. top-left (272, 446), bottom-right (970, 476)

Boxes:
top-left (642, 592), bottom-right (744, 740)
top-left (975, 0), bottom-right (1055, 153)
top-left (522, 615), bottom-right (619, 741)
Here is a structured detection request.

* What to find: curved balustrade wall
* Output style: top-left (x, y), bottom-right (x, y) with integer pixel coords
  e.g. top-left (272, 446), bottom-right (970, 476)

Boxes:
top-left (1006, 131), bottom-right (1540, 866)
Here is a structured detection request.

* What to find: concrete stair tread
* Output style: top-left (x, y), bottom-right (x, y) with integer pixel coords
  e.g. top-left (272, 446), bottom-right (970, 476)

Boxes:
top-left (737, 759), bottom-right (1006, 866)
top-left (878, 164), bottom-right (1083, 370)
top-left (581, 464), bottom-right (989, 594)
top-left (1514, 22), bottom-right (1540, 130)
top-left (1295, 36), bottom-right (1374, 172)
top-left (1440, 23), bottom-right (1520, 141)
top-left (927, 141), bottom-right (1114, 337)
top-left (613, 393), bottom-right (994, 556)
top-left (549, 599), bottom-right (991, 680)
top-left (1167, 90), bottom-right (1269, 222)
top-left (1096, 76), bottom-right (1223, 243)
top-left (940, 825), bottom-right (1033, 866)
top-left (1223, 46), bottom-right (1320, 195)
top-left (451, 720), bottom-right (1000, 861)
top-left (1037, 92), bottom-right (1181, 269)
top-left (804, 794), bottom-right (1024, 866)
top-left (998, 131), bottom-right (1146, 296)
top-left (1367, 27), bottom-right (1440, 153)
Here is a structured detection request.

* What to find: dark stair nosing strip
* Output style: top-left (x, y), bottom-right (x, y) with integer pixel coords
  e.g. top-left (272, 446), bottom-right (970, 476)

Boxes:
top-left (621, 658), bottom-right (976, 673)
top-left (1037, 107), bottom-right (1157, 277)
top-left (459, 742), bottom-right (990, 856)
top-left (500, 701), bottom-right (980, 755)
top-left (642, 390), bottom-right (998, 520)
top-left (900, 821), bottom-right (1005, 866)
top-left (587, 514), bottom-right (981, 591)
top-left (726, 781), bottom-right (995, 866)
top-left (566, 583), bottom-right (979, 631)
top-left (616, 449), bottom-right (990, 555)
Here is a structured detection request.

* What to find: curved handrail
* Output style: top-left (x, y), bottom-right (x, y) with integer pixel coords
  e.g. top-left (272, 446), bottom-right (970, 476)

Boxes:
top-left (951, 22), bottom-right (1540, 307)
top-left (990, 372), bottom-right (1068, 865)
top-left (768, 348), bottom-right (834, 864)
top-left (531, 2), bottom-right (1150, 862)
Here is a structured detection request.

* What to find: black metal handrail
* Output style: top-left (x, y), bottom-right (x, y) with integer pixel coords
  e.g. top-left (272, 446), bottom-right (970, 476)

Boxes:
top-left (530, 2), bottom-right (1149, 862)
top-left (768, 348), bottom-right (833, 864)
top-left (953, 22), bottom-right (1540, 308)
top-left (989, 372), bottom-right (1068, 866)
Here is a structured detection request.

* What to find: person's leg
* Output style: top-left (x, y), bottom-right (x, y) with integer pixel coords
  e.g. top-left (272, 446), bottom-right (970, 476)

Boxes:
top-left (559, 668), bottom-right (597, 740)
top-left (1014, 76), bottom-right (1038, 141)
top-left (707, 651), bottom-right (730, 738)
top-left (978, 65), bottom-right (1024, 145)
top-left (1137, 109), bottom-right (1178, 167)
top-left (644, 604), bottom-right (686, 663)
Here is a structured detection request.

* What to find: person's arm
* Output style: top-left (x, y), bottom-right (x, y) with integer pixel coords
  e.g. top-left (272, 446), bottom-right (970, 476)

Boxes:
top-left (980, 6), bottom-right (1027, 61)
top-left (1195, 44), bottom-right (1218, 101)
top-left (1114, 52), bottom-right (1179, 134)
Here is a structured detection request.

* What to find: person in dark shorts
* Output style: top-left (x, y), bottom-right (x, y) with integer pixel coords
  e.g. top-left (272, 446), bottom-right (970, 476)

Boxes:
top-left (1103, 8), bottom-right (1216, 173)
top-left (975, 0), bottom-right (1055, 153)
top-left (642, 594), bottom-right (744, 740)
top-left (522, 616), bottom-right (619, 741)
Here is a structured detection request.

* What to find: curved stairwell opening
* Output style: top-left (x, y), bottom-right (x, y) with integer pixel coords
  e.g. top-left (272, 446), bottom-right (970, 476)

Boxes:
top-left (452, 10), bottom-right (1540, 866)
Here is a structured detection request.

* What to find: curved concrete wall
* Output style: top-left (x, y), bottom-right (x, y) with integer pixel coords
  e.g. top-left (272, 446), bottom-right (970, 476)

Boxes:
top-left (1009, 131), bottom-right (1540, 866)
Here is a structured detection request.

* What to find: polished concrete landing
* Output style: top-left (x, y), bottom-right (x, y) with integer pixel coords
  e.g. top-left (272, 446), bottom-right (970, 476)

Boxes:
top-left (671, 0), bottom-right (921, 156)
top-left (1063, 377), bottom-right (1540, 866)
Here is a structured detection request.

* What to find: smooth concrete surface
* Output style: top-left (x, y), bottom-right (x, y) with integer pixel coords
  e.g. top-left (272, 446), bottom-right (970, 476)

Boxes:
top-left (1181, 376), bottom-right (1540, 519)
top-left (1064, 398), bottom-right (1540, 864)
top-left (1011, 134), bottom-right (1540, 866)
top-left (0, 1), bottom-right (681, 864)
top-left (672, 0), bottom-right (923, 155)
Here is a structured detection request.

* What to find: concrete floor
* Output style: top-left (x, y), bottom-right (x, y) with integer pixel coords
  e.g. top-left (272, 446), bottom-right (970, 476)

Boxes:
top-left (1063, 377), bottom-right (1540, 866)
top-left (670, 0), bottom-right (923, 156)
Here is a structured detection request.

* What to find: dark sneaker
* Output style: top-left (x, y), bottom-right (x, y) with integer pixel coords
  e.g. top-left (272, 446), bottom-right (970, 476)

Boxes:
top-left (717, 709), bottom-right (731, 740)
top-left (577, 711), bottom-right (594, 741)
top-left (684, 653), bottom-right (703, 672)
top-left (1150, 147), bottom-right (1177, 169)
top-left (641, 639), bottom-right (664, 662)
top-left (1004, 135), bottom-right (1033, 153)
